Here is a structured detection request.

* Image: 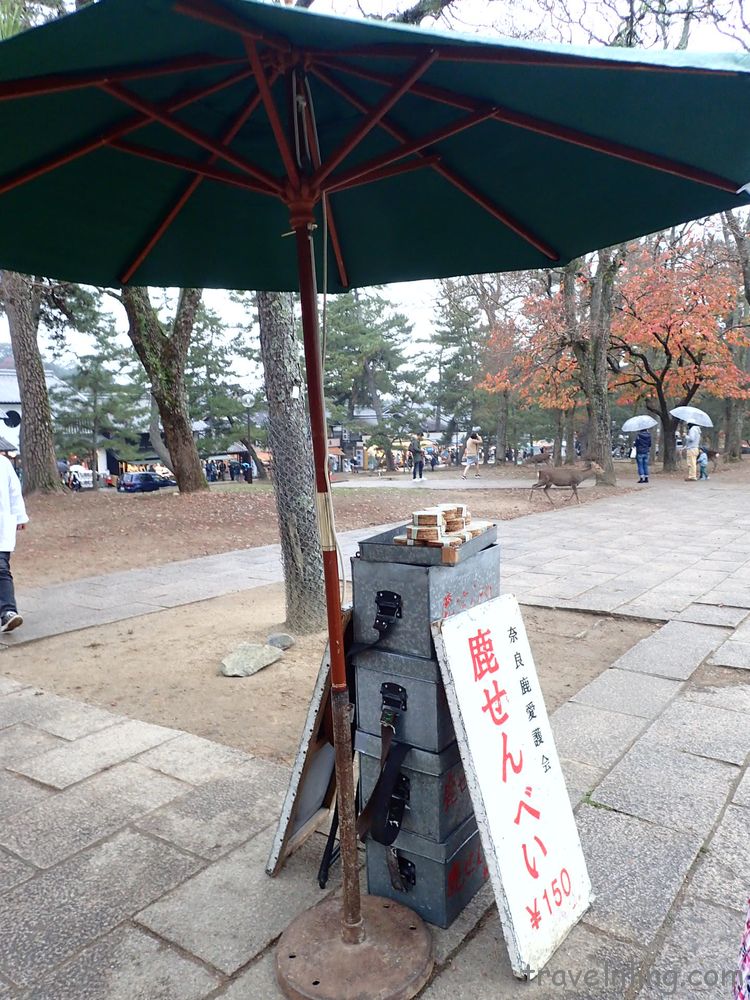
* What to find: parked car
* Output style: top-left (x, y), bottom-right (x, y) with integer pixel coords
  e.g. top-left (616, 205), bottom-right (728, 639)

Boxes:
top-left (153, 474), bottom-right (177, 488)
top-left (117, 472), bottom-right (162, 493)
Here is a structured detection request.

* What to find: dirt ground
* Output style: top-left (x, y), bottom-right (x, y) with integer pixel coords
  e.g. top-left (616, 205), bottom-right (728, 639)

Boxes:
top-left (0, 582), bottom-right (655, 762)
top-left (17, 466), bottom-right (627, 589)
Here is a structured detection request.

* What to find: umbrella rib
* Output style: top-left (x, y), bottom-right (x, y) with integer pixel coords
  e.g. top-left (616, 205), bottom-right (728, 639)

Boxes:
top-left (325, 155), bottom-right (441, 193)
top-left (101, 82), bottom-right (283, 195)
top-left (312, 50), bottom-right (439, 187)
top-left (0, 68), bottom-right (253, 199)
top-left (324, 106), bottom-right (497, 192)
top-left (111, 141), bottom-right (272, 195)
top-left (244, 41), bottom-right (299, 189)
top-left (310, 65), bottom-right (558, 261)
top-left (0, 53), bottom-right (244, 102)
top-left (318, 56), bottom-right (741, 195)
top-left (118, 76), bottom-right (279, 284)
top-left (302, 88), bottom-right (349, 290)
top-left (307, 43), bottom-right (737, 75)
top-left (173, 0), bottom-right (292, 54)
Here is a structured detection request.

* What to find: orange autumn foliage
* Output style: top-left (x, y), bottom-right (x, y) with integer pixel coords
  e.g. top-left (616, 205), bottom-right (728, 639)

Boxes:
top-left (611, 242), bottom-right (750, 407)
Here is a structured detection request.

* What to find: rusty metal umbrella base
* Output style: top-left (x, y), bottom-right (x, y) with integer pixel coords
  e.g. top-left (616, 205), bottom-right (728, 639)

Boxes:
top-left (276, 893), bottom-right (433, 1000)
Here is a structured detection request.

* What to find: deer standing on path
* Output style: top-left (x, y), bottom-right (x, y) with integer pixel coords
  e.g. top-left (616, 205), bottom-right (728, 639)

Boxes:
top-left (529, 462), bottom-right (604, 505)
top-left (522, 450), bottom-right (551, 467)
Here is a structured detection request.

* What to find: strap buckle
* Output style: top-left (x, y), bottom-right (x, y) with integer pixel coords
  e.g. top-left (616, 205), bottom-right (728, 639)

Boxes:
top-left (387, 849), bottom-right (416, 892)
top-left (374, 590), bottom-right (402, 633)
top-left (380, 682), bottom-right (407, 730)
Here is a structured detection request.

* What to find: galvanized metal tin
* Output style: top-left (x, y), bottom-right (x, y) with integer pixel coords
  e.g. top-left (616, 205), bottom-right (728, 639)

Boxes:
top-left (356, 731), bottom-right (472, 843)
top-left (365, 815), bottom-right (488, 929)
top-left (351, 540), bottom-right (501, 659)
top-left (354, 648), bottom-right (454, 753)
top-left (357, 524), bottom-right (498, 566)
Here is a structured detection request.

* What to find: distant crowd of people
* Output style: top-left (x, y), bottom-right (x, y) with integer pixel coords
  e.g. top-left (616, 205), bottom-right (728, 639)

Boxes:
top-left (204, 458), bottom-right (256, 483)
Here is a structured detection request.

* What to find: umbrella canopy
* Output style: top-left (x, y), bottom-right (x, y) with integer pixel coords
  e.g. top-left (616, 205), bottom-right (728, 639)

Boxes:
top-left (0, 2), bottom-right (747, 984)
top-left (622, 415), bottom-right (658, 432)
top-left (669, 405), bottom-right (714, 427)
top-left (0, 0), bottom-right (748, 291)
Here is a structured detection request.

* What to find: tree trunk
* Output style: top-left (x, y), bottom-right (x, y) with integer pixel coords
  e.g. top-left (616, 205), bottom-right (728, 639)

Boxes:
top-left (552, 409), bottom-right (564, 466)
top-left (0, 270), bottom-right (62, 495)
top-left (495, 389), bottom-right (509, 462)
top-left (148, 395), bottom-right (175, 472)
top-left (257, 290), bottom-right (325, 633)
top-left (567, 254), bottom-right (617, 485)
top-left (365, 360), bottom-right (395, 471)
top-left (725, 397), bottom-right (744, 461)
top-left (564, 407), bottom-right (576, 464)
top-left (121, 287), bottom-right (207, 493)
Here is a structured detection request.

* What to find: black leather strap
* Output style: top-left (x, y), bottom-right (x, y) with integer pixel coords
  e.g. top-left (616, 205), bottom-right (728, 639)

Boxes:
top-left (357, 725), bottom-right (412, 846)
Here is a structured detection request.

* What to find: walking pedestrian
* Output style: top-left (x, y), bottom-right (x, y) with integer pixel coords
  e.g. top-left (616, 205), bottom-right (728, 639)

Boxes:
top-left (634, 428), bottom-right (651, 483)
top-left (409, 434), bottom-right (424, 480)
top-left (698, 449), bottom-right (709, 480)
top-left (0, 454), bottom-right (27, 632)
top-left (461, 431), bottom-right (483, 479)
top-left (684, 423), bottom-right (701, 481)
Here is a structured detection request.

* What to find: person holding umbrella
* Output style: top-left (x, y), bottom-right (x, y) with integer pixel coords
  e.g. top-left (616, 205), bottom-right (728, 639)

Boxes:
top-left (622, 416), bottom-right (657, 483)
top-left (684, 423), bottom-right (702, 481)
top-left (635, 427), bottom-right (652, 483)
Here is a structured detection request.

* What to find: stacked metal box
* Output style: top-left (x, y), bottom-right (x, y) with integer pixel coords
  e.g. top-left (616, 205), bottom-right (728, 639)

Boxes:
top-left (351, 524), bottom-right (501, 928)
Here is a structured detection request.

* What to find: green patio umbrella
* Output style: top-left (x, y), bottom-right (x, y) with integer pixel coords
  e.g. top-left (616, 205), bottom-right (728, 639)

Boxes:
top-left (1, 2), bottom-right (749, 996)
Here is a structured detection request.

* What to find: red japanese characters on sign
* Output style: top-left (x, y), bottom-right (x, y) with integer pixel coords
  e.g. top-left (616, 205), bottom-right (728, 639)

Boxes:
top-left (433, 595), bottom-right (592, 980)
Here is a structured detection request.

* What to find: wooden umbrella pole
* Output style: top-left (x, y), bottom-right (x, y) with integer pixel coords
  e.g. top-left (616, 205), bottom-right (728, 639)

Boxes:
top-left (293, 208), bottom-right (364, 946)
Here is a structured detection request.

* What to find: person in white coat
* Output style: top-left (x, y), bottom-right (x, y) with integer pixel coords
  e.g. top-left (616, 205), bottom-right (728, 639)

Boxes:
top-left (0, 454), bottom-right (28, 632)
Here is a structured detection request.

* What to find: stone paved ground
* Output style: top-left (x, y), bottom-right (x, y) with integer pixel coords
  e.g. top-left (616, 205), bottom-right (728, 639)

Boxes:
top-left (0, 476), bottom-right (748, 998)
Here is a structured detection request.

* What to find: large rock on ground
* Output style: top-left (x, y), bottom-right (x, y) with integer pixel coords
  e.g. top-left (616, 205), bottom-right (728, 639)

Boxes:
top-left (219, 643), bottom-right (283, 677)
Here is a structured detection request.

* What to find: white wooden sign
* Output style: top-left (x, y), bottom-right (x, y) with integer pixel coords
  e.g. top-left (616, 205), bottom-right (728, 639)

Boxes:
top-left (432, 594), bottom-right (592, 979)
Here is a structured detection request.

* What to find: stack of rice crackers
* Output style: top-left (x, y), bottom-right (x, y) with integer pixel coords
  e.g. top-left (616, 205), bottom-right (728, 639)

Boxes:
top-left (394, 503), bottom-right (493, 562)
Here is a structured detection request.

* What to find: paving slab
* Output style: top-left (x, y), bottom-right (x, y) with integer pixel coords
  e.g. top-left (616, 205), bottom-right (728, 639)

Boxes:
top-left (591, 740), bottom-right (737, 837)
top-left (571, 669), bottom-right (682, 719)
top-left (708, 640), bottom-right (750, 670)
top-left (576, 805), bottom-right (703, 946)
top-left (560, 757), bottom-right (607, 809)
top-left (684, 680), bottom-right (750, 715)
top-left (636, 899), bottom-right (741, 1000)
top-left (687, 805), bottom-right (750, 912)
top-left (0, 846), bottom-right (34, 893)
top-left (613, 622), bottom-right (727, 680)
top-left (0, 724), bottom-right (64, 767)
top-left (642, 698), bottom-right (750, 764)
top-left (431, 881), bottom-right (496, 965)
top-left (0, 769), bottom-right (54, 817)
top-left (11, 719), bottom-right (179, 789)
top-left (550, 703), bottom-right (645, 770)
top-left (734, 771), bottom-right (750, 808)
top-left (0, 689), bottom-right (123, 741)
top-left (420, 911), bottom-right (645, 999)
top-left (136, 732), bottom-right (253, 784)
top-left (19, 925), bottom-right (221, 1000)
top-left (696, 587), bottom-right (750, 609)
top-left (0, 762), bottom-right (186, 868)
top-left (137, 828), bottom-right (342, 977)
top-left (677, 604), bottom-right (749, 628)
top-left (213, 954), bottom-right (278, 1000)
top-left (135, 759), bottom-right (289, 860)
top-left (0, 829), bottom-right (202, 988)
